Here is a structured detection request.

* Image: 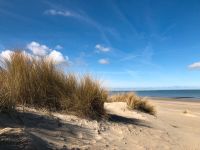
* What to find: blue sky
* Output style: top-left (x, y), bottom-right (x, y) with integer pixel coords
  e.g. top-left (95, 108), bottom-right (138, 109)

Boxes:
top-left (1, 0), bottom-right (200, 89)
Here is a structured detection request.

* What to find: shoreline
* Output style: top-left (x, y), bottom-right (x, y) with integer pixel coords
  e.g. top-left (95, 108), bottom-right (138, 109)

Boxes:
top-left (147, 96), bottom-right (200, 103)
top-left (109, 90), bottom-right (200, 101)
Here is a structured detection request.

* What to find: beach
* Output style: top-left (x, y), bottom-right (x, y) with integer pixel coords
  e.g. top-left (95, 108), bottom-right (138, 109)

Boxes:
top-left (0, 97), bottom-right (200, 150)
top-left (1, 0), bottom-right (200, 149)
top-left (95, 98), bottom-right (200, 150)
top-left (144, 98), bottom-right (200, 149)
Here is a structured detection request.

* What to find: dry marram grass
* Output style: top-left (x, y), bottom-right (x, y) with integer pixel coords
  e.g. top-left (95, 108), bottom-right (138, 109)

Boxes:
top-left (109, 92), bottom-right (156, 115)
top-left (0, 51), bottom-right (107, 120)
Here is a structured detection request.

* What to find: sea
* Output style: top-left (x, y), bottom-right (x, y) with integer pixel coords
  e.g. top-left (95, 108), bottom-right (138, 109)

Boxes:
top-left (110, 89), bottom-right (200, 99)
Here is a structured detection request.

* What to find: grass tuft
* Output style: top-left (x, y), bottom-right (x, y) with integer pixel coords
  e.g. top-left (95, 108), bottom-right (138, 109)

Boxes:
top-left (109, 92), bottom-right (156, 115)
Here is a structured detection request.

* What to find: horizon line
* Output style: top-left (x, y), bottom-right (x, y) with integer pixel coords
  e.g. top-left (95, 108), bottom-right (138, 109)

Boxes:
top-left (108, 86), bottom-right (200, 91)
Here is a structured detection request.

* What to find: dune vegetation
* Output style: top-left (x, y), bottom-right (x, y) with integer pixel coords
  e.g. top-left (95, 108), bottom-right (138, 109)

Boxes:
top-left (0, 51), bottom-right (156, 120)
top-left (0, 51), bottom-right (107, 120)
top-left (109, 92), bottom-right (156, 115)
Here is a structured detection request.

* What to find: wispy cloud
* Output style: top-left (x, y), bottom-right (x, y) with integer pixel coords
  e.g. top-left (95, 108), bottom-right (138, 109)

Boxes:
top-left (55, 45), bottom-right (63, 50)
top-left (188, 62), bottom-right (200, 70)
top-left (44, 9), bottom-right (74, 17)
top-left (111, 2), bottom-right (137, 34)
top-left (95, 44), bottom-right (110, 52)
top-left (116, 42), bottom-right (161, 70)
top-left (98, 58), bottom-right (109, 65)
top-left (44, 6), bottom-right (112, 45)
top-left (141, 43), bottom-right (154, 62)
top-left (120, 54), bottom-right (138, 61)
top-left (119, 43), bottom-right (153, 63)
top-left (72, 52), bottom-right (88, 67)
top-left (44, 8), bottom-right (94, 25)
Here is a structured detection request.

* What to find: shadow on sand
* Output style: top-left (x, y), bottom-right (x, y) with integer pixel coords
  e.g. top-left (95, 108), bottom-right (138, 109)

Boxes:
top-left (0, 111), bottom-right (93, 150)
top-left (108, 114), bottom-right (152, 128)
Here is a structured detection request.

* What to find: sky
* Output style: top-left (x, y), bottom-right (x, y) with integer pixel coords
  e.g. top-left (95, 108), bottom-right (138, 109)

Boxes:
top-left (1, 0), bottom-right (200, 89)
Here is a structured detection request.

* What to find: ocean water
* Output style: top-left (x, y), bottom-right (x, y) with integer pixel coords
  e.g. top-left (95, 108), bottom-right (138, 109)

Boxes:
top-left (110, 90), bottom-right (200, 99)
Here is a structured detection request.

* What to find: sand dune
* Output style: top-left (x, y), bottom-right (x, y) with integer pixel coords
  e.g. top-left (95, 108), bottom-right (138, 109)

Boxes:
top-left (0, 99), bottom-right (200, 150)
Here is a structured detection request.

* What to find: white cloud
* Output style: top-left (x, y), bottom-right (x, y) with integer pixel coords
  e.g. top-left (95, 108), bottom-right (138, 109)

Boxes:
top-left (55, 45), bottom-right (63, 50)
top-left (0, 50), bottom-right (13, 60)
top-left (27, 41), bottom-right (69, 64)
top-left (44, 9), bottom-right (74, 17)
top-left (0, 41), bottom-right (69, 65)
top-left (27, 41), bottom-right (49, 56)
top-left (47, 50), bottom-right (68, 64)
top-left (188, 62), bottom-right (200, 70)
top-left (0, 50), bottom-right (34, 69)
top-left (98, 58), bottom-right (109, 64)
top-left (95, 44), bottom-right (110, 52)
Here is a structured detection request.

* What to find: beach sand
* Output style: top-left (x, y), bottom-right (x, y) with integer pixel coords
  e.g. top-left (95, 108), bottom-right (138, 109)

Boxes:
top-left (0, 98), bottom-right (200, 150)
